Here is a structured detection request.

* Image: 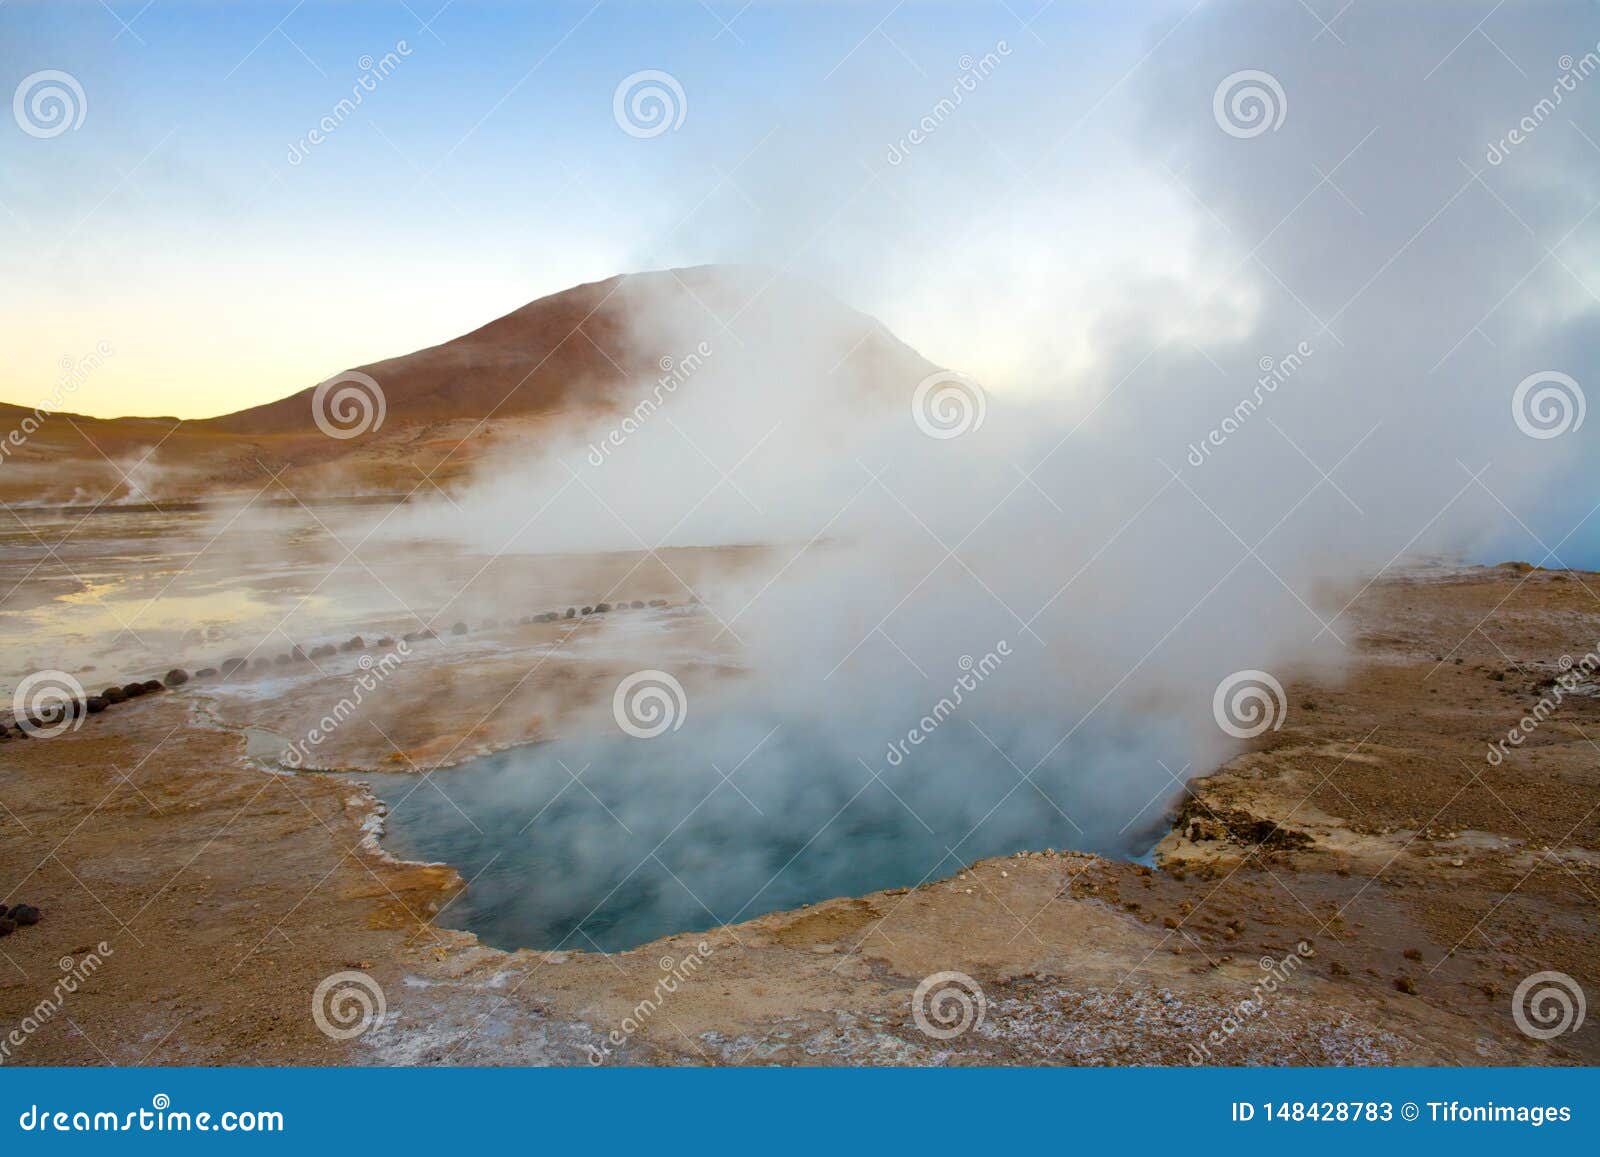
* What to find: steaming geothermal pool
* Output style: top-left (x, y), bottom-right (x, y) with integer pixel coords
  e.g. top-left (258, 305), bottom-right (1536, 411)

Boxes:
top-left (0, 507), bottom-right (1188, 953)
top-left (356, 721), bottom-right (1166, 953)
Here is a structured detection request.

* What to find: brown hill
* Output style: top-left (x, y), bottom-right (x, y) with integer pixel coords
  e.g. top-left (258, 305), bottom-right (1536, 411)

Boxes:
top-left (0, 266), bottom-right (937, 506)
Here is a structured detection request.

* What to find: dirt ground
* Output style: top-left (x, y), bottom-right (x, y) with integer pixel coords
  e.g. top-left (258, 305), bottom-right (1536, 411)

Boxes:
top-left (1, 561), bottom-right (1596, 1066)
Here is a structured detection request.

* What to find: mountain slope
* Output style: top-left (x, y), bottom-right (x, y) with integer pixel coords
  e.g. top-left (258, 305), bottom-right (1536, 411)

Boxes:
top-left (0, 266), bottom-right (939, 504)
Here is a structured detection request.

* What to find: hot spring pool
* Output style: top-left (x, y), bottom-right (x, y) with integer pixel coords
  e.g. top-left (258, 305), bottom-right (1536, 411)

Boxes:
top-left (353, 721), bottom-right (1167, 953)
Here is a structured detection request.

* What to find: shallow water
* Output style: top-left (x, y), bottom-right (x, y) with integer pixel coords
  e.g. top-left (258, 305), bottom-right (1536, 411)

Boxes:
top-left (0, 504), bottom-right (738, 689)
top-left (356, 718), bottom-right (1171, 953)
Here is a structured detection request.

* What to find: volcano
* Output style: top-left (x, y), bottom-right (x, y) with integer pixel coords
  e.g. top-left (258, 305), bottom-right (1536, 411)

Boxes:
top-left (0, 266), bottom-right (937, 505)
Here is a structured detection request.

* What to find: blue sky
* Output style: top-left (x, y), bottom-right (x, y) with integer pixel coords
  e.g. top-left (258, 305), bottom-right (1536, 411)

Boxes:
top-left (2, 1), bottom-right (1157, 417)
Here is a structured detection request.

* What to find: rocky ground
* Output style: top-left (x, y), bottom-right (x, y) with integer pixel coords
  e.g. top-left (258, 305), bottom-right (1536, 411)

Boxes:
top-left (1, 562), bottom-right (1596, 1066)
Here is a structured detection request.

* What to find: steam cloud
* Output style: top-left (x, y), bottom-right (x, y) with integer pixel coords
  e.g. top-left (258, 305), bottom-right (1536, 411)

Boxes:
top-left (366, 2), bottom-right (1597, 900)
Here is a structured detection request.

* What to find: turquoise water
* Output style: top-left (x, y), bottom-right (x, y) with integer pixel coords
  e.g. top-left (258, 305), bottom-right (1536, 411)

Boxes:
top-left (355, 717), bottom-right (1173, 953)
